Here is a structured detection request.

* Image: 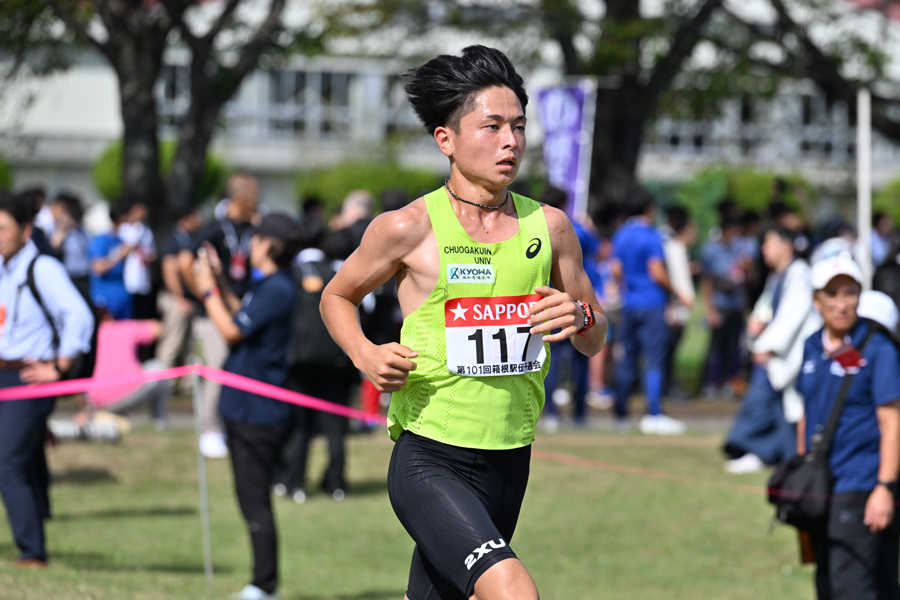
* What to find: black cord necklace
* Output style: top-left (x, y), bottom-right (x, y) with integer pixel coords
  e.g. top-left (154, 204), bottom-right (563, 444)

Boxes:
top-left (445, 179), bottom-right (510, 211)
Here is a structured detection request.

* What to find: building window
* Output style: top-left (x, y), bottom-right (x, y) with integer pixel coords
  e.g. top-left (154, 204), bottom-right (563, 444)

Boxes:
top-left (384, 75), bottom-right (421, 136)
top-left (267, 70), bottom-right (353, 138)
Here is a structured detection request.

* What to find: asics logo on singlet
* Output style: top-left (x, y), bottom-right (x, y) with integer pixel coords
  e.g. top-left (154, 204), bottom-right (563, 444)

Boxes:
top-left (525, 238), bottom-right (541, 259)
top-left (464, 538), bottom-right (507, 571)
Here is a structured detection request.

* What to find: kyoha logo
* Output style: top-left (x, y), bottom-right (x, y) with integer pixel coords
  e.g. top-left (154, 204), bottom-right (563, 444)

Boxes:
top-left (464, 538), bottom-right (507, 571)
top-left (447, 264), bottom-right (495, 284)
top-left (526, 238), bottom-right (541, 259)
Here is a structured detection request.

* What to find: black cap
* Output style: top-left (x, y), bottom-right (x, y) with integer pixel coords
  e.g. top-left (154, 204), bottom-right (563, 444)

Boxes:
top-left (254, 212), bottom-right (301, 242)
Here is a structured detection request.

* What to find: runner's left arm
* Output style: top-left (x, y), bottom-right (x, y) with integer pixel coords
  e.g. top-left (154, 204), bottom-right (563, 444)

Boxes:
top-left (529, 206), bottom-right (607, 356)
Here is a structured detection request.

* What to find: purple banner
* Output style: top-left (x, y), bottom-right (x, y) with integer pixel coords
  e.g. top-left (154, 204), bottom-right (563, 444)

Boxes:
top-left (537, 82), bottom-right (595, 216)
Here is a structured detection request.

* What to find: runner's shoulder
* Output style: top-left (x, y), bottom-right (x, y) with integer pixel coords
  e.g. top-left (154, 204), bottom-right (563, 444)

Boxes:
top-left (362, 197), bottom-right (432, 255)
top-left (539, 203), bottom-right (576, 241)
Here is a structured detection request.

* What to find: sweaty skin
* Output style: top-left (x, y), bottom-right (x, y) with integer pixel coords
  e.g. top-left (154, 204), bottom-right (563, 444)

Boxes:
top-left (320, 85), bottom-right (608, 600)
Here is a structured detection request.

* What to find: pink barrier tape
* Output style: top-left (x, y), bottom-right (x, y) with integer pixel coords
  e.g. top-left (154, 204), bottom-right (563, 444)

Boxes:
top-left (0, 365), bottom-right (195, 401)
top-left (195, 365), bottom-right (387, 424)
top-left (0, 364), bottom-right (388, 425)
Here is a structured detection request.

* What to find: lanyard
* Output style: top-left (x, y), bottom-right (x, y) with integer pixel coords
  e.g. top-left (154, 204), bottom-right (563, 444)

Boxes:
top-left (220, 219), bottom-right (250, 255)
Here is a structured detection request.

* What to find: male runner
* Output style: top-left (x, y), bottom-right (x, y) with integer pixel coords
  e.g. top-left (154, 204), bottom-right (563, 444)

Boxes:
top-left (321, 46), bottom-right (608, 600)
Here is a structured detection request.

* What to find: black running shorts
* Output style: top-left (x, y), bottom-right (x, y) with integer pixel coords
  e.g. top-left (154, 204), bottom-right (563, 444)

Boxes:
top-left (387, 431), bottom-right (531, 600)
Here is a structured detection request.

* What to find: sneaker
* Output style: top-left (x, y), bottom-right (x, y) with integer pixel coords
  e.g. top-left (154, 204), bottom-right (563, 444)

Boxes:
top-left (48, 419), bottom-right (85, 441)
top-left (200, 431), bottom-right (229, 459)
top-left (701, 385), bottom-right (721, 401)
top-left (541, 415), bottom-right (560, 433)
top-left (273, 484), bottom-right (287, 497)
top-left (292, 489), bottom-right (306, 504)
top-left (639, 414), bottom-right (687, 436)
top-left (586, 390), bottom-right (614, 410)
top-left (81, 419), bottom-right (123, 443)
top-left (725, 453), bottom-right (766, 474)
top-left (230, 584), bottom-right (280, 600)
top-left (16, 558), bottom-right (48, 568)
top-left (551, 388), bottom-right (571, 407)
top-left (331, 489), bottom-right (345, 502)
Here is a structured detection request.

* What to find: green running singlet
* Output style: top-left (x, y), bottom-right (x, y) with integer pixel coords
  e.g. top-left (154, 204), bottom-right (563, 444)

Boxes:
top-left (387, 188), bottom-right (552, 450)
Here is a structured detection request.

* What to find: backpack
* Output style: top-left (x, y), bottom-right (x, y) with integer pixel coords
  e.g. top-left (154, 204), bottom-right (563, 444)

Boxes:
top-left (27, 256), bottom-right (102, 380)
top-left (288, 258), bottom-right (351, 369)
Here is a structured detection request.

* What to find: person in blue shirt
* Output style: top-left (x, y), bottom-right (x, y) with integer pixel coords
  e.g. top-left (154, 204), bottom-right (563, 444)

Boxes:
top-left (796, 255), bottom-right (900, 600)
top-left (700, 215), bottom-right (746, 399)
top-left (539, 187), bottom-right (600, 429)
top-left (194, 212), bottom-right (300, 600)
top-left (88, 202), bottom-right (135, 320)
top-left (611, 188), bottom-right (690, 435)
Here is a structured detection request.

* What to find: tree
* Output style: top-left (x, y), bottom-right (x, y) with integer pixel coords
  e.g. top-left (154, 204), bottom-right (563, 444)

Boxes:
top-left (324, 0), bottom-right (900, 209)
top-left (2, 0), bottom-right (317, 228)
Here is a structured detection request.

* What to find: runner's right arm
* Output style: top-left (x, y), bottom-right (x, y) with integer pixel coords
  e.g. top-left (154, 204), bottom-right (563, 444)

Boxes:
top-left (321, 207), bottom-right (424, 392)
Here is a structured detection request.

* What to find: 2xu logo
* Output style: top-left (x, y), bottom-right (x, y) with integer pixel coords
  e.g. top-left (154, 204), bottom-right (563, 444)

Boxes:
top-left (464, 538), bottom-right (507, 571)
top-left (525, 238), bottom-right (541, 259)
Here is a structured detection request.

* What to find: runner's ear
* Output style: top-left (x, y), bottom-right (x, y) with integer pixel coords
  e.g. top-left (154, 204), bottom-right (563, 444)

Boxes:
top-left (434, 126), bottom-right (454, 157)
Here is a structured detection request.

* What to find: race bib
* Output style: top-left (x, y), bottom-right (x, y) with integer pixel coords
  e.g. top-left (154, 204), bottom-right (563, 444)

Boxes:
top-left (445, 294), bottom-right (546, 377)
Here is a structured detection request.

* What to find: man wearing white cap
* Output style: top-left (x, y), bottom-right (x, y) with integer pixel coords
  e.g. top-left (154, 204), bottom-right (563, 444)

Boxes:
top-left (795, 254), bottom-right (900, 600)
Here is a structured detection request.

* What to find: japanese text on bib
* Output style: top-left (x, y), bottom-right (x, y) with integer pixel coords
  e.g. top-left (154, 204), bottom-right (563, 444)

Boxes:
top-left (445, 294), bottom-right (546, 377)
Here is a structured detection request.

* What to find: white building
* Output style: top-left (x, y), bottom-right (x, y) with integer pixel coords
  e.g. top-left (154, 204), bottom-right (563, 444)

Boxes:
top-left (1, 0), bottom-right (899, 215)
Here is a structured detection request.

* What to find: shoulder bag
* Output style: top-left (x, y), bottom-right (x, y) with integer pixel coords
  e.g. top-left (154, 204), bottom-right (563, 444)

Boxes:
top-left (767, 324), bottom-right (876, 530)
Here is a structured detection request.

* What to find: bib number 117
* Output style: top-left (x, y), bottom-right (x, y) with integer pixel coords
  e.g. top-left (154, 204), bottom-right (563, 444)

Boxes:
top-left (467, 326), bottom-right (534, 364)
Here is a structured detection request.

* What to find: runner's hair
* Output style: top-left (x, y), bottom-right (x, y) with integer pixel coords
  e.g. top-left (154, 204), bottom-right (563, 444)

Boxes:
top-left (404, 45), bottom-right (528, 135)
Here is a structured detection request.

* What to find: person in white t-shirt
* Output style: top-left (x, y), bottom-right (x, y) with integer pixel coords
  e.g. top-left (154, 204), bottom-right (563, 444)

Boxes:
top-left (660, 205), bottom-right (697, 399)
top-left (118, 202), bottom-right (157, 320)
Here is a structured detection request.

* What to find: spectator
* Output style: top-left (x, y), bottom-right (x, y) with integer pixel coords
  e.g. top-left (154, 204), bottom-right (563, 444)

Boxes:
top-left (193, 212), bottom-right (300, 600)
top-left (724, 226), bottom-right (821, 473)
top-left (700, 214), bottom-right (745, 399)
top-left (540, 187), bottom-right (594, 429)
top-left (86, 316), bottom-right (168, 428)
top-left (118, 201), bottom-right (157, 321)
top-left (797, 256), bottom-right (900, 600)
top-left (301, 197), bottom-right (324, 228)
top-left (179, 173), bottom-right (260, 459)
top-left (873, 237), bottom-right (900, 317)
top-left (275, 221), bottom-right (356, 503)
top-left (89, 202), bottom-right (135, 320)
top-left (381, 188), bottom-right (411, 213)
top-left (660, 205), bottom-right (697, 398)
top-left (737, 210), bottom-right (765, 308)
top-left (611, 187), bottom-right (688, 435)
top-left (156, 205), bottom-right (201, 369)
top-left (872, 212), bottom-right (894, 268)
top-left (49, 192), bottom-right (90, 297)
top-left (16, 188), bottom-right (56, 257)
top-left (333, 189), bottom-right (373, 249)
top-left (0, 191), bottom-right (94, 567)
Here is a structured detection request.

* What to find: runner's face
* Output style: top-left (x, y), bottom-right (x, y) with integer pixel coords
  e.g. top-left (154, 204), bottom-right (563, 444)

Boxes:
top-left (445, 86), bottom-right (525, 190)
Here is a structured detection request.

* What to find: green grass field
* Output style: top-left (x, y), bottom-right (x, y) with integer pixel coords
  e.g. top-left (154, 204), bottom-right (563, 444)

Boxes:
top-left (0, 425), bottom-right (816, 600)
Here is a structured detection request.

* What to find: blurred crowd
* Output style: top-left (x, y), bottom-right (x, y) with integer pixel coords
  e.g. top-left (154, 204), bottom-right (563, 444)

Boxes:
top-left (2, 176), bottom-right (900, 595)
top-left (9, 176), bottom-right (900, 471)
top-left (536, 177), bottom-right (900, 477)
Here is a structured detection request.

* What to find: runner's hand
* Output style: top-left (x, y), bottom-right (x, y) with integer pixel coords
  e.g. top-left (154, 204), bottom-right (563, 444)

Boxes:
top-left (865, 485), bottom-right (895, 533)
top-left (528, 286), bottom-right (581, 343)
top-left (358, 343), bottom-right (418, 393)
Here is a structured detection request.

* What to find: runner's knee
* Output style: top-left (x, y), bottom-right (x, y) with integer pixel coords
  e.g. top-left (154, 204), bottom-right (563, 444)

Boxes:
top-left (470, 558), bottom-right (538, 600)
